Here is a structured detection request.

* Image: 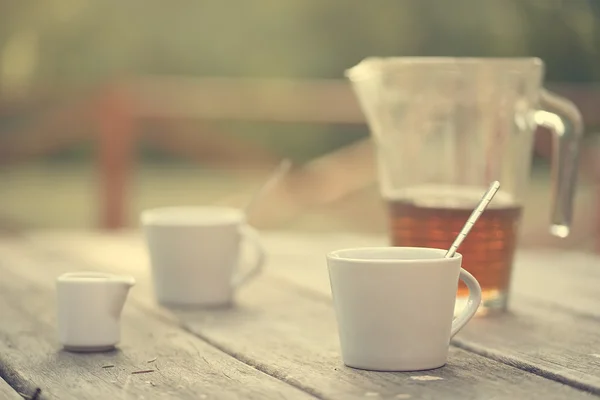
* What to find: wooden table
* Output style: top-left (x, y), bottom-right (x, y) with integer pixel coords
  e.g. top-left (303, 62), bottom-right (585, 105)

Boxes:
top-left (1, 231), bottom-right (600, 399)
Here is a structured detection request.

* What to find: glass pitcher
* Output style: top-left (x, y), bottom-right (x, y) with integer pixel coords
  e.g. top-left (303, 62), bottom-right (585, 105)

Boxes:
top-left (345, 57), bottom-right (583, 314)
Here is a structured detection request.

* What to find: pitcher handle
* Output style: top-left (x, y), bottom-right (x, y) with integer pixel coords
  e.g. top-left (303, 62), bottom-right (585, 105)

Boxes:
top-left (232, 224), bottom-right (266, 288)
top-left (534, 89), bottom-right (584, 237)
top-left (450, 269), bottom-right (482, 338)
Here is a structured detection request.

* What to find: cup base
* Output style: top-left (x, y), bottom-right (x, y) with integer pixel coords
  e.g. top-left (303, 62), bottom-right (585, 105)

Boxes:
top-left (63, 344), bottom-right (116, 353)
top-left (343, 361), bottom-right (446, 372)
top-left (341, 353), bottom-right (448, 372)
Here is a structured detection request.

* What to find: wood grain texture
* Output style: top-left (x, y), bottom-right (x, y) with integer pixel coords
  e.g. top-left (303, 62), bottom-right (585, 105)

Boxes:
top-left (454, 298), bottom-right (600, 394)
top-left (176, 277), bottom-right (597, 400)
top-left (259, 233), bottom-right (600, 319)
top-left (0, 378), bottom-right (22, 400)
top-left (511, 250), bottom-right (600, 316)
top-left (257, 233), bottom-right (600, 394)
top-left (250, 233), bottom-right (600, 395)
top-left (0, 240), bottom-right (315, 400)
top-left (18, 233), bottom-right (597, 399)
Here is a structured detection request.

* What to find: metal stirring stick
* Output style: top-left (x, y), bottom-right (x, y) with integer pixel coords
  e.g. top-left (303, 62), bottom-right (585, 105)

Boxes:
top-left (444, 181), bottom-right (501, 259)
top-left (243, 159), bottom-right (292, 215)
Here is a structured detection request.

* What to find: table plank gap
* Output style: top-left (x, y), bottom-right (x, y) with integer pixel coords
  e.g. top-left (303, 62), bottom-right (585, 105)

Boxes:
top-left (0, 377), bottom-right (23, 400)
top-left (452, 296), bottom-right (600, 396)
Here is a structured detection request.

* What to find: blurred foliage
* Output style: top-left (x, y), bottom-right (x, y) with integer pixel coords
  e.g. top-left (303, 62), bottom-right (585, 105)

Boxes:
top-left (0, 0), bottom-right (599, 161)
top-left (1, 0), bottom-right (598, 83)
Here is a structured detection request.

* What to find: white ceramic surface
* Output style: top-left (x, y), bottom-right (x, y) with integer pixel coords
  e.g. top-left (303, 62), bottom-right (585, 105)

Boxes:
top-left (56, 272), bottom-right (135, 352)
top-left (326, 247), bottom-right (481, 371)
top-left (141, 206), bottom-right (266, 307)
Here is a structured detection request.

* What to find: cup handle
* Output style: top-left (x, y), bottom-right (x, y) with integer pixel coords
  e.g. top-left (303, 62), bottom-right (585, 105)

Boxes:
top-left (232, 224), bottom-right (266, 288)
top-left (450, 269), bottom-right (482, 338)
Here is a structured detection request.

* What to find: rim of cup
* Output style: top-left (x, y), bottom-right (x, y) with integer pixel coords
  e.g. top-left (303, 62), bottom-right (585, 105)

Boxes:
top-left (327, 247), bottom-right (462, 264)
top-left (140, 206), bottom-right (246, 226)
top-left (57, 272), bottom-right (135, 284)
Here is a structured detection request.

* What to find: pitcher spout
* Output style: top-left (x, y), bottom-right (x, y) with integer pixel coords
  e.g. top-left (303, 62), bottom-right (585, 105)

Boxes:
top-left (345, 57), bottom-right (384, 82)
top-left (107, 275), bottom-right (135, 318)
top-left (344, 58), bottom-right (392, 146)
top-left (113, 275), bottom-right (136, 288)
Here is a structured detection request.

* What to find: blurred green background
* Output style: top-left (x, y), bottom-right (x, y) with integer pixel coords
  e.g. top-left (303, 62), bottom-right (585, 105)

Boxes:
top-left (0, 0), bottom-right (598, 241)
top-left (1, 0), bottom-right (599, 162)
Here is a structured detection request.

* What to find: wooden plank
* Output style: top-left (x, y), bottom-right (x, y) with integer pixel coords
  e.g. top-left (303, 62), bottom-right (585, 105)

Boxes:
top-left (23, 230), bottom-right (600, 315)
top-left (220, 232), bottom-right (600, 318)
top-left (253, 233), bottom-right (600, 394)
top-left (249, 233), bottom-right (600, 394)
top-left (454, 298), bottom-right (600, 394)
top-left (0, 378), bottom-right (21, 400)
top-left (0, 240), bottom-right (315, 400)
top-left (511, 250), bottom-right (600, 316)
top-left (126, 77), bottom-right (600, 126)
top-left (19, 233), bottom-right (597, 399)
top-left (176, 278), bottom-right (598, 400)
top-left (129, 76), bottom-right (365, 123)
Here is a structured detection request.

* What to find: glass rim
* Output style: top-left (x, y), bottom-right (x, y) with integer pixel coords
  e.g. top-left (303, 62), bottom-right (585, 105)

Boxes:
top-left (345, 56), bottom-right (544, 80)
top-left (327, 246), bottom-right (462, 264)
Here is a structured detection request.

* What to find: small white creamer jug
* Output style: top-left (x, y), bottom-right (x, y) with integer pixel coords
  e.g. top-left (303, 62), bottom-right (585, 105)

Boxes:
top-left (56, 272), bottom-right (135, 352)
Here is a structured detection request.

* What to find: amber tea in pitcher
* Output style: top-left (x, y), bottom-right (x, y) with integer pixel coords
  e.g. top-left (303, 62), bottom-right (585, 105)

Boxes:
top-left (346, 57), bottom-right (583, 314)
top-left (387, 186), bottom-right (521, 311)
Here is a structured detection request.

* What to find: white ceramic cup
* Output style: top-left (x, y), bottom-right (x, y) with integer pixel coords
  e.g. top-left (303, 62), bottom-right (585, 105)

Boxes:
top-left (56, 272), bottom-right (135, 352)
top-left (326, 247), bottom-right (481, 372)
top-left (141, 206), bottom-right (266, 307)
